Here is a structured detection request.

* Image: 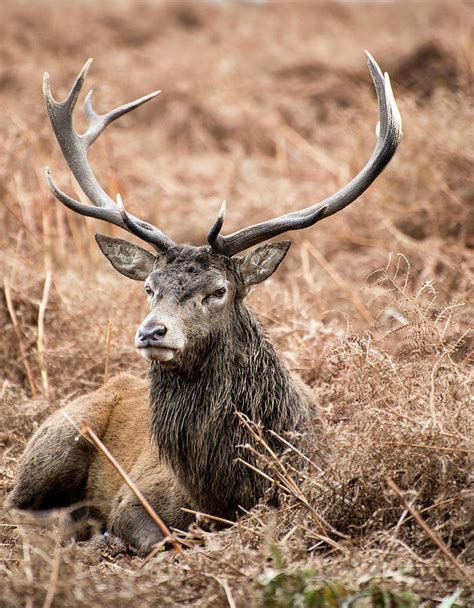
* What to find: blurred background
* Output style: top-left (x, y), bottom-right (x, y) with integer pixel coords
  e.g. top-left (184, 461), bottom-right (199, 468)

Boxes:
top-left (1, 1), bottom-right (471, 387)
top-left (1, 1), bottom-right (472, 604)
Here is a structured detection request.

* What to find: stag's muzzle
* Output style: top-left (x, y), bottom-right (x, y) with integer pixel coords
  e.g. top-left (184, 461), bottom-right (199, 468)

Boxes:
top-left (135, 313), bottom-right (185, 362)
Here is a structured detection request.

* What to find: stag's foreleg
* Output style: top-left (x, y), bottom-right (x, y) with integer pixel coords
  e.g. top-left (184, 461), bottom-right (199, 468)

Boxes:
top-left (107, 448), bottom-right (194, 554)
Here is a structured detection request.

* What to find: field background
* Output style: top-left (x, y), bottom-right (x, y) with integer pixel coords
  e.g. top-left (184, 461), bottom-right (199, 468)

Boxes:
top-left (0, 1), bottom-right (472, 606)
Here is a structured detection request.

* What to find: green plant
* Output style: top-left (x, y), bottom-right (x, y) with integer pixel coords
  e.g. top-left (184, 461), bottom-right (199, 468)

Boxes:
top-left (257, 546), bottom-right (421, 607)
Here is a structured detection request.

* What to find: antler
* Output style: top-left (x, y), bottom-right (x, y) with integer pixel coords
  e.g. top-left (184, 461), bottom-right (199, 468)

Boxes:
top-left (44, 59), bottom-right (174, 252)
top-left (207, 51), bottom-right (402, 256)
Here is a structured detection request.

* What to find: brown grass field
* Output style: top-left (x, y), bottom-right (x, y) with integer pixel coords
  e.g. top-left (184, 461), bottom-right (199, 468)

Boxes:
top-left (0, 1), bottom-right (472, 606)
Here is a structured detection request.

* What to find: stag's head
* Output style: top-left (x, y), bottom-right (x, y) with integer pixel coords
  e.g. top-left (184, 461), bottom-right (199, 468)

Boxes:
top-left (43, 54), bottom-right (402, 364)
top-left (95, 236), bottom-right (290, 363)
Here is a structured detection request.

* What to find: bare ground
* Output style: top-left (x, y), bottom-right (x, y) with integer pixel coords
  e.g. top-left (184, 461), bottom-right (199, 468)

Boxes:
top-left (0, 1), bottom-right (472, 606)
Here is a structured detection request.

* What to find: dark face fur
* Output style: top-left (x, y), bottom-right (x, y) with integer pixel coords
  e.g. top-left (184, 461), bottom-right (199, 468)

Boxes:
top-left (95, 235), bottom-right (290, 366)
top-left (139, 247), bottom-right (239, 363)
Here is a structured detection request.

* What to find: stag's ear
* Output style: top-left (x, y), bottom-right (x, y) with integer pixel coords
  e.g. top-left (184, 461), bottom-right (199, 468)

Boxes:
top-left (239, 241), bottom-right (291, 289)
top-left (95, 234), bottom-right (156, 281)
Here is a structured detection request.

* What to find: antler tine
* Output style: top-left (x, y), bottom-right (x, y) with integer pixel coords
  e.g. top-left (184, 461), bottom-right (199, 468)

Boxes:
top-left (83, 88), bottom-right (161, 148)
top-left (45, 167), bottom-right (125, 227)
top-left (44, 59), bottom-right (174, 252)
top-left (115, 193), bottom-right (171, 247)
top-left (207, 200), bottom-right (227, 248)
top-left (210, 52), bottom-right (402, 257)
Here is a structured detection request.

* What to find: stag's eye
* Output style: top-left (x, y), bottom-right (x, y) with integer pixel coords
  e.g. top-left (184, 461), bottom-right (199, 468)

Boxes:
top-left (145, 285), bottom-right (154, 297)
top-left (202, 286), bottom-right (227, 305)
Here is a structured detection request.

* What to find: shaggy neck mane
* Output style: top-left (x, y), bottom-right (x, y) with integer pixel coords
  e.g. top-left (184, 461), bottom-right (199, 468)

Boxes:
top-left (149, 301), bottom-right (306, 518)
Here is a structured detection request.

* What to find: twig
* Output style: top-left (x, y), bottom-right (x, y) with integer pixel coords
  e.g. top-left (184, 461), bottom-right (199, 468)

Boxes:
top-left (268, 429), bottom-right (324, 474)
top-left (60, 411), bottom-right (95, 447)
top-left (80, 420), bottom-right (186, 558)
top-left (387, 537), bottom-right (431, 565)
top-left (303, 240), bottom-right (373, 324)
top-left (236, 413), bottom-right (348, 542)
top-left (386, 477), bottom-right (470, 579)
top-left (180, 507), bottom-right (264, 538)
top-left (300, 246), bottom-right (317, 292)
top-left (390, 496), bottom-right (468, 533)
top-left (236, 457), bottom-right (275, 485)
top-left (37, 271), bottom-right (52, 396)
top-left (175, 541), bottom-right (246, 577)
top-left (211, 575), bottom-right (236, 608)
top-left (236, 413), bottom-right (301, 494)
top-left (235, 456), bottom-right (345, 552)
top-left (3, 280), bottom-right (37, 396)
top-left (103, 319), bottom-right (113, 384)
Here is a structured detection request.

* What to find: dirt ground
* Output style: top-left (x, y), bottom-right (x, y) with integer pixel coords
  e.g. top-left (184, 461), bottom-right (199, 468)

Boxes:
top-left (0, 1), bottom-right (472, 606)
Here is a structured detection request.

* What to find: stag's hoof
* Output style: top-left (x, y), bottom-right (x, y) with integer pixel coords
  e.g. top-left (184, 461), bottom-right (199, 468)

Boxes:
top-left (93, 531), bottom-right (128, 557)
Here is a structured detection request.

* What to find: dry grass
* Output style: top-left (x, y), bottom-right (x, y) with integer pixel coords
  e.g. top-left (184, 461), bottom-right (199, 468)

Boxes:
top-left (0, 0), bottom-right (472, 605)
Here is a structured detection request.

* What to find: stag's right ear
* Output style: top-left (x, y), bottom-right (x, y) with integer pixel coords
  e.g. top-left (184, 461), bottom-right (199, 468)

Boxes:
top-left (95, 234), bottom-right (156, 281)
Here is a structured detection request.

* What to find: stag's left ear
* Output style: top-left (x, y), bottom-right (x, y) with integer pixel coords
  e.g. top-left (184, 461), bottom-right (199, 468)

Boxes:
top-left (239, 241), bottom-right (291, 289)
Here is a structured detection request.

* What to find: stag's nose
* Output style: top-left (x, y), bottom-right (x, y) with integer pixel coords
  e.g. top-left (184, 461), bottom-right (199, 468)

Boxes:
top-left (136, 323), bottom-right (167, 346)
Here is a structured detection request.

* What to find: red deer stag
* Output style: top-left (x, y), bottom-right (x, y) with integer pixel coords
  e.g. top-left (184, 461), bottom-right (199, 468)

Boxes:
top-left (8, 53), bottom-right (402, 552)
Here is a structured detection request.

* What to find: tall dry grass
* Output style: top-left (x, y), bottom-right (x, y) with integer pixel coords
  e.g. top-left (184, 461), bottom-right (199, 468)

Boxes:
top-left (1, 1), bottom-right (472, 605)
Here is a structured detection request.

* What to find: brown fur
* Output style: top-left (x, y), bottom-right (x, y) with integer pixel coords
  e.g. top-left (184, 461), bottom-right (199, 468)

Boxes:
top-left (8, 375), bottom-right (193, 551)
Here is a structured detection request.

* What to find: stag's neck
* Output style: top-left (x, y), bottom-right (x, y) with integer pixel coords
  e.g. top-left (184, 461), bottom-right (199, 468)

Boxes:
top-left (149, 302), bottom-right (308, 517)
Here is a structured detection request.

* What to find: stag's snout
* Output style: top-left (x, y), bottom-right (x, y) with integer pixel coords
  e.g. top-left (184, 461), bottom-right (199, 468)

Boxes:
top-left (137, 323), bottom-right (167, 345)
top-left (135, 314), bottom-right (185, 363)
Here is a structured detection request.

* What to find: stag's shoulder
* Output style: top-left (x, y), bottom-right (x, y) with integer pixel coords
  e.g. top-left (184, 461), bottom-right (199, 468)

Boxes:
top-left (68, 373), bottom-right (147, 408)
top-left (60, 374), bottom-right (148, 434)
top-left (98, 373), bottom-right (147, 396)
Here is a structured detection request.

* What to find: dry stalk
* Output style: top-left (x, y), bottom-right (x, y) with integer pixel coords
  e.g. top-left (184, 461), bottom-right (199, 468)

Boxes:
top-left (390, 495), bottom-right (468, 534)
top-left (179, 542), bottom-right (247, 578)
top-left (210, 575), bottom-right (236, 608)
top-left (64, 210), bottom-right (87, 263)
top-left (386, 477), bottom-right (470, 580)
top-left (55, 204), bottom-right (66, 259)
top-left (300, 246), bottom-right (317, 292)
top-left (41, 204), bottom-right (53, 274)
top-left (236, 412), bottom-right (348, 548)
top-left (236, 457), bottom-right (277, 486)
top-left (80, 420), bottom-right (186, 558)
top-left (42, 519), bottom-right (65, 608)
top-left (37, 271), bottom-right (52, 396)
top-left (236, 451), bottom-right (346, 553)
top-left (237, 413), bottom-right (299, 486)
top-left (180, 507), bottom-right (264, 538)
top-left (21, 541), bottom-right (33, 582)
top-left (3, 196), bottom-right (27, 228)
top-left (268, 429), bottom-right (324, 474)
top-left (3, 279), bottom-right (37, 396)
top-left (103, 319), bottom-right (113, 384)
top-left (275, 133), bottom-right (290, 178)
top-left (303, 240), bottom-right (374, 324)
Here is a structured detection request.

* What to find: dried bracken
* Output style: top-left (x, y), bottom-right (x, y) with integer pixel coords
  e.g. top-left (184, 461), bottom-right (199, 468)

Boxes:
top-left (0, 1), bottom-right (472, 606)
